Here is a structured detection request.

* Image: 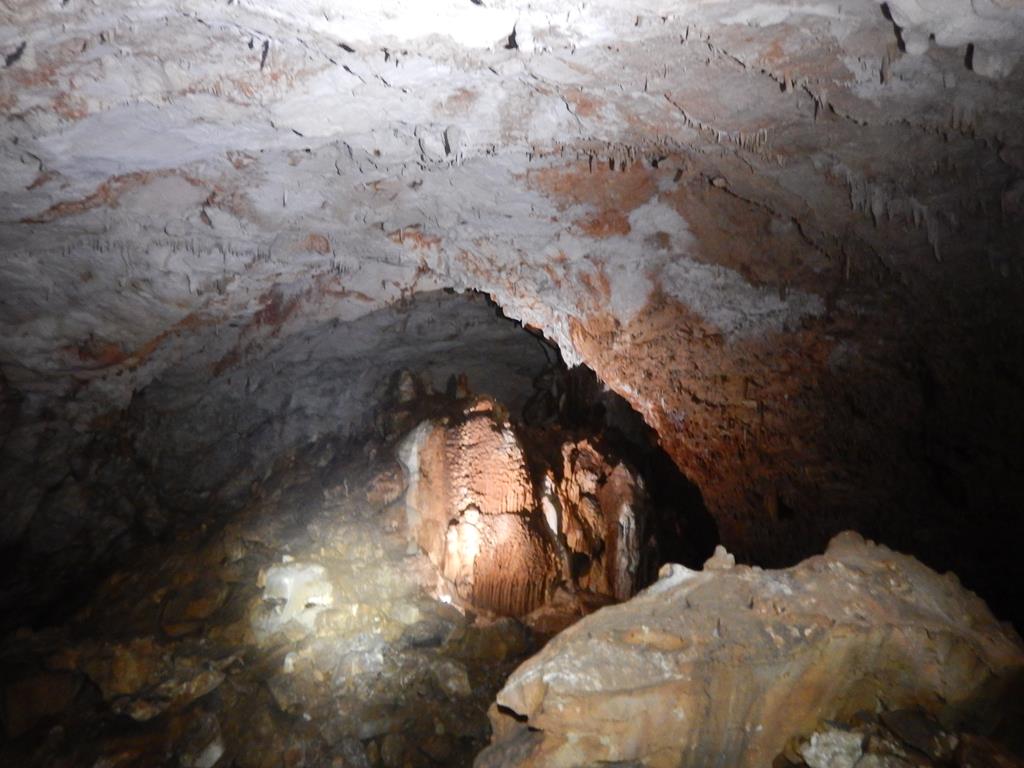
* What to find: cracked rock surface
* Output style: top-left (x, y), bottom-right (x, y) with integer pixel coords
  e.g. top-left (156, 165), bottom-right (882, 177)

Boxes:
top-left (480, 532), bottom-right (1024, 768)
top-left (2, 0), bottom-right (1024, 630)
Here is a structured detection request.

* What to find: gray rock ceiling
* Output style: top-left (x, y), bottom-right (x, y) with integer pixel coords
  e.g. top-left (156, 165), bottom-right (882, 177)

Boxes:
top-left (1, 1), bottom-right (1023, 621)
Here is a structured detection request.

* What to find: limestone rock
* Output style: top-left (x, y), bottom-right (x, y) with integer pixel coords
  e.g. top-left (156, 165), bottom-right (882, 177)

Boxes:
top-left (59, 637), bottom-right (233, 723)
top-left (446, 410), bottom-right (535, 519)
top-left (554, 441), bottom-right (646, 601)
top-left (703, 543), bottom-right (736, 570)
top-left (252, 561), bottom-right (334, 640)
top-left (400, 404), bottom-right (650, 617)
top-left (432, 658), bottom-right (472, 699)
top-left (77, 637), bottom-right (166, 698)
top-left (479, 532), bottom-right (1024, 768)
top-left (800, 729), bottom-right (864, 768)
top-left (448, 618), bottom-right (532, 664)
top-left (365, 462), bottom-right (407, 509)
top-left (399, 410), bottom-right (559, 616)
top-left (160, 576), bottom-right (229, 637)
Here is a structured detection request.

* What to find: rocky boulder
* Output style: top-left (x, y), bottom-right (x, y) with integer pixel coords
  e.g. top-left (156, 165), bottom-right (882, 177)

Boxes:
top-left (478, 532), bottom-right (1024, 768)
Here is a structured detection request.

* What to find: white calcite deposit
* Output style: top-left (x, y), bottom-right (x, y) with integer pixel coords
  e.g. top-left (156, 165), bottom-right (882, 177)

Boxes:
top-left (886, 0), bottom-right (1024, 76)
top-left (253, 561), bottom-right (334, 639)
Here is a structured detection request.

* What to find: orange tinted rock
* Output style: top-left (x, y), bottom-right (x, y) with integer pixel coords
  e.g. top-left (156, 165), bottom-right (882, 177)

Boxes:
top-left (446, 414), bottom-right (534, 518)
top-left (481, 532), bottom-right (1024, 768)
top-left (160, 577), bottom-right (229, 637)
top-left (556, 440), bottom-right (645, 600)
top-left (400, 411), bottom-right (558, 616)
top-left (303, 233), bottom-right (331, 254)
top-left (528, 162), bottom-right (655, 239)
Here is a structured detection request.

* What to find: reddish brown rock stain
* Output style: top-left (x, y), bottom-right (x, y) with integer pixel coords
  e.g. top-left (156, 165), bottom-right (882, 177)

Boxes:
top-left (568, 293), bottom-right (838, 561)
top-left (577, 266), bottom-right (612, 302)
top-left (71, 339), bottom-right (129, 368)
top-left (577, 209), bottom-right (631, 238)
top-left (128, 313), bottom-right (215, 370)
top-left (10, 64), bottom-right (60, 88)
top-left (22, 172), bottom-right (208, 224)
top-left (209, 287), bottom-right (304, 377)
top-left (389, 229), bottom-right (442, 250)
top-left (303, 234), bottom-right (331, 254)
top-left (313, 274), bottom-right (374, 303)
top-left (225, 150), bottom-right (257, 170)
top-left (760, 38), bottom-right (788, 66)
top-left (564, 90), bottom-right (602, 118)
top-left (527, 162), bottom-right (656, 238)
top-left (27, 172), bottom-right (56, 191)
top-left (64, 312), bottom-right (217, 374)
top-left (440, 88), bottom-right (479, 114)
top-left (51, 91), bottom-right (89, 120)
top-left (210, 349), bottom-right (241, 378)
top-left (252, 288), bottom-right (303, 329)
top-left (202, 187), bottom-right (253, 222)
top-left (211, 276), bottom-right (375, 376)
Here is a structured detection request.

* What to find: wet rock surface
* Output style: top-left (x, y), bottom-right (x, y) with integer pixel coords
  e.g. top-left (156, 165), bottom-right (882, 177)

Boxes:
top-left (480, 532), bottom-right (1024, 768)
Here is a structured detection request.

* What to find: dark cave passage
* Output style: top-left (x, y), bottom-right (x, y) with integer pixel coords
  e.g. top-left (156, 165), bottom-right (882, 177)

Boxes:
top-left (0, 289), bottom-right (717, 767)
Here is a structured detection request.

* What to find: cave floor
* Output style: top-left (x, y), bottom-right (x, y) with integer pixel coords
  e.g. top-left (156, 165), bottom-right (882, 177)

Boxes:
top-left (0, 436), bottom-right (545, 768)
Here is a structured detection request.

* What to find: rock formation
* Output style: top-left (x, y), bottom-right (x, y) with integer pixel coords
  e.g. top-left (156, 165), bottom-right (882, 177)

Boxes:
top-left (0, 432), bottom-right (544, 767)
top-left (2, 0), bottom-right (1024, 631)
top-left (479, 532), bottom-right (1024, 768)
top-left (2, 0), bottom-right (1024, 764)
top-left (398, 396), bottom-right (651, 617)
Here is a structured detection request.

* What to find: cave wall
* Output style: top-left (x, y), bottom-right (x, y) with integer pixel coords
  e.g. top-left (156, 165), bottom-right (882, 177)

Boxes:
top-left (2, 0), bottom-right (1023, 622)
top-left (0, 290), bottom-right (552, 624)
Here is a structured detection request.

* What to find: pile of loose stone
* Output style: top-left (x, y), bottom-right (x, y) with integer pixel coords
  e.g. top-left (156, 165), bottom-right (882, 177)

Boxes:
top-left (787, 711), bottom-right (1024, 768)
top-left (0, 422), bottom-right (541, 768)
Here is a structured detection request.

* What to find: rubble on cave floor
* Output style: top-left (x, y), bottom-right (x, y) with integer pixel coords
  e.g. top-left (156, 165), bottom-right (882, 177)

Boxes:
top-left (0, 434), bottom-right (510, 764)
top-left (6, 371), bottom-right (1019, 768)
top-left (0, 373), bottom-right (662, 768)
top-left (786, 715), bottom-right (1024, 768)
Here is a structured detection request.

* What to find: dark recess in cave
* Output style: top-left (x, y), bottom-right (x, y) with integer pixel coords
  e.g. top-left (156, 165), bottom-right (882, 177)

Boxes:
top-left (0, 291), bottom-right (717, 634)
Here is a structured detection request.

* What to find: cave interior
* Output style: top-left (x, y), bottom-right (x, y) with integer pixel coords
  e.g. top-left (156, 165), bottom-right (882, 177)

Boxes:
top-left (2, 0), bottom-right (1024, 766)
